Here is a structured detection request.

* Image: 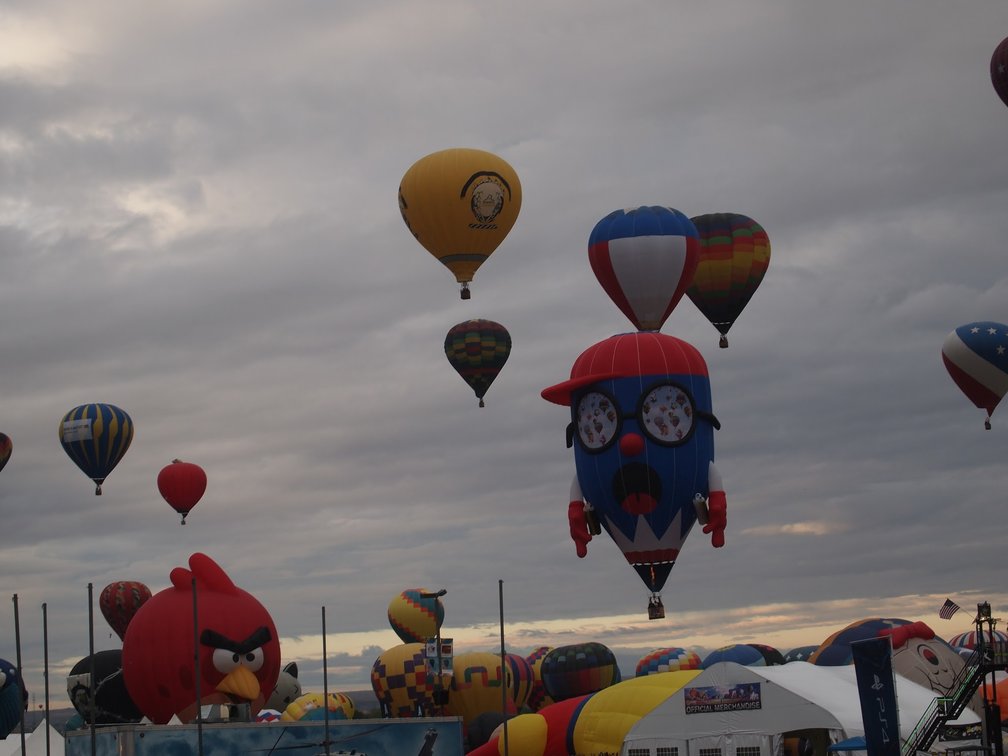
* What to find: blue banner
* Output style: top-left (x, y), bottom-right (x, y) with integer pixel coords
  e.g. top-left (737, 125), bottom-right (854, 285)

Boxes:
top-left (851, 636), bottom-right (901, 756)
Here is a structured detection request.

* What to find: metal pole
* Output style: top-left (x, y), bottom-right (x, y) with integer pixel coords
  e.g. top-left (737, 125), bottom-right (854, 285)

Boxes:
top-left (87, 583), bottom-right (96, 756)
top-left (13, 594), bottom-right (26, 756)
top-left (498, 579), bottom-right (508, 756)
top-left (322, 606), bottom-right (331, 756)
top-left (42, 603), bottom-right (50, 756)
top-left (192, 578), bottom-right (203, 756)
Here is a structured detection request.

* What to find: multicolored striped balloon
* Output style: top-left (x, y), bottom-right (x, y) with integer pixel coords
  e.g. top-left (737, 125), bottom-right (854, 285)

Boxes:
top-left (941, 321), bottom-right (1008, 429)
top-left (444, 319), bottom-right (511, 407)
top-left (635, 647), bottom-right (702, 677)
top-left (686, 213), bottom-right (771, 348)
top-left (59, 403), bottom-right (134, 495)
top-left (588, 206), bottom-right (699, 332)
top-left (540, 642), bottom-right (621, 702)
top-left (947, 629), bottom-right (1008, 650)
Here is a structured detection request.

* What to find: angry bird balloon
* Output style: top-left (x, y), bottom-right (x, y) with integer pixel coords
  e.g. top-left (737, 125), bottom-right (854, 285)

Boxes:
top-left (542, 331), bottom-right (726, 618)
top-left (121, 553), bottom-right (281, 724)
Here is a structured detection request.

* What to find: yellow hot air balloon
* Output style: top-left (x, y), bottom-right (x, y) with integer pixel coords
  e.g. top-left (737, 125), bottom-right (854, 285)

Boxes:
top-left (399, 148), bottom-right (522, 299)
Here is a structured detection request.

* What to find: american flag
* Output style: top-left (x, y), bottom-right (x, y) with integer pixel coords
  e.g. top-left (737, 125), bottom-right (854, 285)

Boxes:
top-left (939, 598), bottom-right (961, 620)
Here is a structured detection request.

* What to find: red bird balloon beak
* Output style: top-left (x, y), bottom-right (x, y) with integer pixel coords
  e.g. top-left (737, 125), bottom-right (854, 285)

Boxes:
top-left (216, 665), bottom-right (261, 702)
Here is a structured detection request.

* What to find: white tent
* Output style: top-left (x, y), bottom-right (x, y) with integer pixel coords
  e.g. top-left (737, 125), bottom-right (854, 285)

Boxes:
top-left (0, 721), bottom-right (64, 756)
top-left (621, 661), bottom-right (980, 756)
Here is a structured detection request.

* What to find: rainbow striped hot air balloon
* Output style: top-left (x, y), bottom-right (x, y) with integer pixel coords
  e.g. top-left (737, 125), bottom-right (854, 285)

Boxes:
top-left (59, 403), bottom-right (134, 495)
top-left (686, 213), bottom-right (771, 348)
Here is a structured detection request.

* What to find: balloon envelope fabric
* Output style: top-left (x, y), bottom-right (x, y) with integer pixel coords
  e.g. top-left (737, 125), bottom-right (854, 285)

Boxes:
top-left (941, 321), bottom-right (1008, 427)
top-left (444, 319), bottom-right (511, 407)
top-left (59, 403), bottom-right (134, 494)
top-left (540, 642), bottom-right (621, 702)
top-left (588, 206), bottom-right (699, 332)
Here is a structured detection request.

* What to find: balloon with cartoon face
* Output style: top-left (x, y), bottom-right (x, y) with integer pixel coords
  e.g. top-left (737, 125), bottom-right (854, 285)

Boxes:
top-left (810, 617), bottom-right (983, 714)
top-left (542, 331), bottom-right (726, 614)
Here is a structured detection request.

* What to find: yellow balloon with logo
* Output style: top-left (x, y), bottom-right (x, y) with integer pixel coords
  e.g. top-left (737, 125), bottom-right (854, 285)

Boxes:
top-left (399, 148), bottom-right (522, 299)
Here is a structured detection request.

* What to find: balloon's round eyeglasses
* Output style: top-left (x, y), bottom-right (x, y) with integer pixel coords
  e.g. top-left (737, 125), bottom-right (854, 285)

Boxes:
top-left (566, 381), bottom-right (720, 453)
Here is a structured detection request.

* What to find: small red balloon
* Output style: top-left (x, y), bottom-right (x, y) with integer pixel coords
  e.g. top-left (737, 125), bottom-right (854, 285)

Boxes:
top-left (99, 581), bottom-right (152, 641)
top-left (157, 459), bottom-right (207, 524)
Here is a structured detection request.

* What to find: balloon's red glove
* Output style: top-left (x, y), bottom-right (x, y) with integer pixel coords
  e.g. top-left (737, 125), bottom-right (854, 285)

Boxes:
top-left (703, 489), bottom-right (726, 548)
top-left (568, 501), bottom-right (592, 558)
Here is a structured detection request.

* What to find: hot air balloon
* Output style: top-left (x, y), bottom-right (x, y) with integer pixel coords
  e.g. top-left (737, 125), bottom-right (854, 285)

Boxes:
top-left (0, 433), bottom-right (11, 474)
top-left (539, 643), bottom-right (621, 703)
top-left (157, 459), bottom-right (208, 524)
top-left (993, 36), bottom-right (1008, 108)
top-left (99, 581), bottom-right (152, 641)
top-left (635, 647), bottom-right (701, 677)
top-left (0, 657), bottom-right (27, 740)
top-left (444, 651), bottom-right (515, 731)
top-left (809, 617), bottom-right (983, 715)
top-left (387, 588), bottom-right (446, 645)
top-left (444, 319), bottom-right (512, 407)
top-left (505, 652), bottom-right (535, 710)
top-left (59, 403), bottom-right (134, 495)
top-left (947, 629), bottom-right (1008, 650)
top-left (121, 553), bottom-right (281, 724)
top-left (370, 643), bottom-right (441, 718)
top-left (941, 322), bottom-right (1008, 429)
top-left (686, 213), bottom-right (771, 348)
top-left (701, 643), bottom-right (784, 668)
top-left (525, 646), bottom-right (554, 711)
top-left (66, 649), bottom-right (143, 725)
top-left (542, 332), bottom-right (726, 616)
top-left (399, 147), bottom-right (522, 299)
top-left (588, 206), bottom-right (699, 332)
top-left (280, 691), bottom-right (355, 721)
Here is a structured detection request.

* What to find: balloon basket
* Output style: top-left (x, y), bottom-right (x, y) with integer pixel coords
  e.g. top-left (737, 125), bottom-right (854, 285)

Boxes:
top-left (719, 335), bottom-right (729, 349)
top-left (460, 283), bottom-right (471, 300)
top-left (648, 596), bottom-right (665, 620)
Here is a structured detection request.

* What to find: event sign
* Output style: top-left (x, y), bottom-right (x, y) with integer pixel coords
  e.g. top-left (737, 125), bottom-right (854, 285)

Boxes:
top-left (851, 636), bottom-right (900, 756)
top-left (684, 682), bottom-right (762, 714)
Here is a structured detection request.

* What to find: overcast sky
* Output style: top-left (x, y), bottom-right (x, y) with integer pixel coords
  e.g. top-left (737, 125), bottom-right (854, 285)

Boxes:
top-left (2, 0), bottom-right (1008, 711)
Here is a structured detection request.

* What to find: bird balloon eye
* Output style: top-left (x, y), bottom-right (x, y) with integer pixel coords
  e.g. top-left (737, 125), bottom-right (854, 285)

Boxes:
top-left (212, 648), bottom-right (241, 674)
top-left (243, 647), bottom-right (265, 672)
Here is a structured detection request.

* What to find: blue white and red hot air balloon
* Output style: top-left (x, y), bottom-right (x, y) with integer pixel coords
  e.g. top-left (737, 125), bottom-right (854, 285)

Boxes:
top-left (588, 207), bottom-right (699, 332)
top-left (941, 321), bottom-right (1008, 429)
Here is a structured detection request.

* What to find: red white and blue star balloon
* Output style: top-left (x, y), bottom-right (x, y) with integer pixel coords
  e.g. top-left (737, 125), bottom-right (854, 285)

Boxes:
top-left (941, 321), bottom-right (1008, 429)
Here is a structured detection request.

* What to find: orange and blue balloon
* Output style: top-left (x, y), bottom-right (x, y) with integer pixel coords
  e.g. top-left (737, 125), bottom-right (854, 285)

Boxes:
top-left (941, 321), bottom-right (1008, 429)
top-left (588, 206), bottom-right (699, 332)
top-left (59, 403), bottom-right (134, 495)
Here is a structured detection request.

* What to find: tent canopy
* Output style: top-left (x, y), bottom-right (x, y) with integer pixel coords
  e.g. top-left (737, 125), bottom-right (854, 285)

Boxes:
top-left (623, 661), bottom-right (980, 751)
